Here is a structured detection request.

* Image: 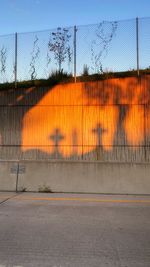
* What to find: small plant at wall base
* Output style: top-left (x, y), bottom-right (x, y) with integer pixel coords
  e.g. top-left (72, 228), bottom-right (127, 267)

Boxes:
top-left (20, 187), bottom-right (27, 192)
top-left (38, 184), bottom-right (53, 193)
top-left (48, 27), bottom-right (72, 73)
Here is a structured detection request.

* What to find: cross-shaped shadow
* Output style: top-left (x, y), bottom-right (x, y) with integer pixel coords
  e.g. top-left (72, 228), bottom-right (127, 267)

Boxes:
top-left (49, 128), bottom-right (64, 158)
top-left (92, 123), bottom-right (107, 159)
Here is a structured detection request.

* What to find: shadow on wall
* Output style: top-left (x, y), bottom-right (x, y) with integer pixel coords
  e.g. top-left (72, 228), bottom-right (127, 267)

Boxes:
top-left (0, 76), bottom-right (150, 161)
top-left (0, 85), bottom-right (51, 159)
top-left (22, 76), bottom-right (150, 161)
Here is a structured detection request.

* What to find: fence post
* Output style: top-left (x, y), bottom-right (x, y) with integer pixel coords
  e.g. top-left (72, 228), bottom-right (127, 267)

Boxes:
top-left (15, 32), bottom-right (18, 88)
top-left (136, 17), bottom-right (139, 76)
top-left (74, 25), bottom-right (77, 83)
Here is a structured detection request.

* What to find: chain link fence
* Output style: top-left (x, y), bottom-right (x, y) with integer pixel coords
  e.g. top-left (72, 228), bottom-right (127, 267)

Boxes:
top-left (0, 17), bottom-right (150, 84)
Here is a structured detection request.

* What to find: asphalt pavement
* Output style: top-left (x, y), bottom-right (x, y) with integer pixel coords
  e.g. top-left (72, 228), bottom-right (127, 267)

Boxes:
top-left (0, 192), bottom-right (150, 267)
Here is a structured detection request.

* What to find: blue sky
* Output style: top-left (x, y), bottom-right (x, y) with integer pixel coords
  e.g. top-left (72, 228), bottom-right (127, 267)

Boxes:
top-left (0, 0), bottom-right (150, 35)
top-left (0, 0), bottom-right (150, 83)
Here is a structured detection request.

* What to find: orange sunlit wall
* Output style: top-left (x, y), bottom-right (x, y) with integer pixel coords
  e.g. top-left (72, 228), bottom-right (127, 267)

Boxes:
top-left (22, 76), bottom-right (150, 158)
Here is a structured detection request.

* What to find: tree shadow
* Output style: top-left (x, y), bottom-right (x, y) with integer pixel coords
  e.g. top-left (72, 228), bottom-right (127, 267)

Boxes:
top-left (83, 75), bottom-right (150, 161)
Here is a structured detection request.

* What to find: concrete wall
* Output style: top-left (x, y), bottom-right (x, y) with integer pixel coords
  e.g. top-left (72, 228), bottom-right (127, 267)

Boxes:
top-left (0, 76), bottom-right (150, 162)
top-left (17, 161), bottom-right (150, 194)
top-left (0, 161), bottom-right (18, 191)
top-left (0, 160), bottom-right (149, 194)
top-left (0, 77), bottom-right (150, 194)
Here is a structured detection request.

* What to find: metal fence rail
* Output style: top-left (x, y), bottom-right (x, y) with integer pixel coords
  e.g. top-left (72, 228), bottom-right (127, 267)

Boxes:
top-left (0, 17), bottom-right (150, 85)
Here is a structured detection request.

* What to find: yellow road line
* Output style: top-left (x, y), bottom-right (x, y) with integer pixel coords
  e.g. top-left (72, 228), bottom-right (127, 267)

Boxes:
top-left (14, 196), bottom-right (150, 204)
